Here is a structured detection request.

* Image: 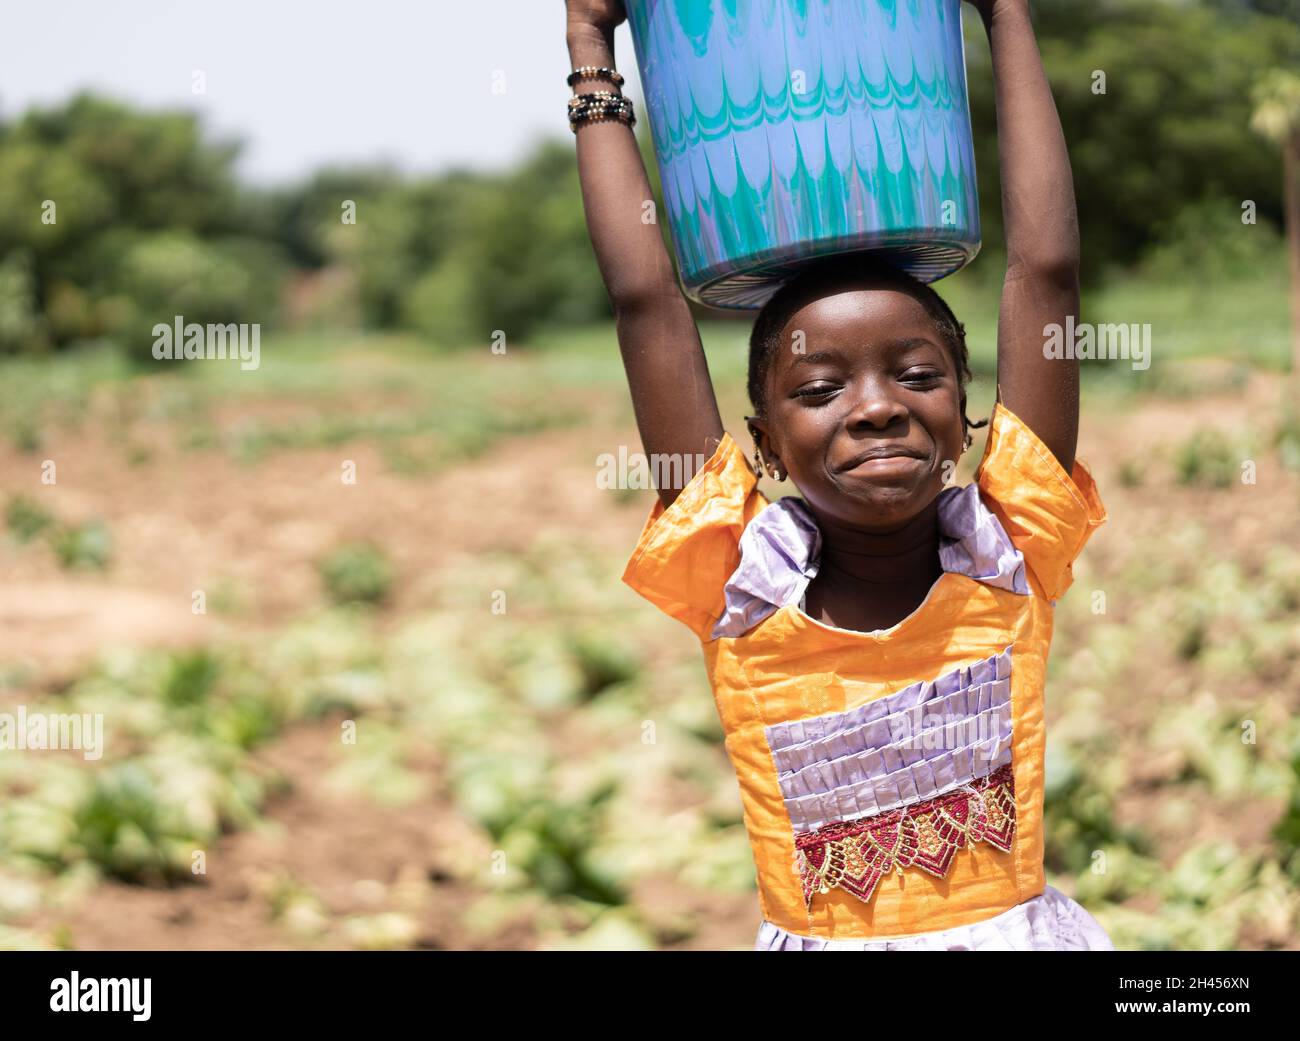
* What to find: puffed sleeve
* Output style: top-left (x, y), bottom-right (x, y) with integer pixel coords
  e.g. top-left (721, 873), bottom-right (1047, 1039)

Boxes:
top-left (974, 401), bottom-right (1108, 602)
top-left (621, 432), bottom-right (771, 642)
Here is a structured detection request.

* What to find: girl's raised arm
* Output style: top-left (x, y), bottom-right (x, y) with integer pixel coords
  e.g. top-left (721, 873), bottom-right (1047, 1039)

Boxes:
top-left (970, 0), bottom-right (1082, 472)
top-left (566, 2), bottom-right (725, 507)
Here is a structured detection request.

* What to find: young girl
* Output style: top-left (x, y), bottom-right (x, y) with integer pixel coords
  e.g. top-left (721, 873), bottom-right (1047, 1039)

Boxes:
top-left (566, 0), bottom-right (1114, 950)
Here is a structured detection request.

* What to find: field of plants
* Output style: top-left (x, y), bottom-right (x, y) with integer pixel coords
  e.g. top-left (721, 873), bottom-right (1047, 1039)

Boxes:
top-left (1, 260), bottom-right (1298, 950)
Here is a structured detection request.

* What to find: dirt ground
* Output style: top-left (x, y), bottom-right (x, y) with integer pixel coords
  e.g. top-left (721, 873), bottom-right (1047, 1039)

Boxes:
top-left (2, 363), bottom-right (1296, 950)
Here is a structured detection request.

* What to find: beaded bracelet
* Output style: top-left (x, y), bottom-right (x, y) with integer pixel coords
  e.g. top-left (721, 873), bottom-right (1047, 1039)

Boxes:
top-left (568, 90), bottom-right (626, 109)
top-left (567, 65), bottom-right (625, 88)
top-left (568, 92), bottom-right (636, 133)
top-left (569, 103), bottom-right (635, 133)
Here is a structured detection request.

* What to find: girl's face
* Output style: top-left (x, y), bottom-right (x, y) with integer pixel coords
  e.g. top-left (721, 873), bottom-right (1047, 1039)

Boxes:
top-left (752, 285), bottom-right (965, 532)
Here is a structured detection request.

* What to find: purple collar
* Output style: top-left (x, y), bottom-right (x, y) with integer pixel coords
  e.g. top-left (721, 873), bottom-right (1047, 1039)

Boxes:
top-left (710, 483), bottom-right (1029, 640)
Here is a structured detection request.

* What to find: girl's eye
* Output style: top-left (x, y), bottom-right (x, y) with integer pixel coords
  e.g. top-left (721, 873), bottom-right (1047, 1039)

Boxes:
top-left (792, 383), bottom-right (839, 401)
top-left (901, 370), bottom-right (943, 386)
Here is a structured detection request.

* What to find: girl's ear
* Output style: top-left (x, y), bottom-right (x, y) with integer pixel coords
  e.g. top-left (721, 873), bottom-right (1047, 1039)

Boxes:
top-left (745, 415), bottom-right (775, 478)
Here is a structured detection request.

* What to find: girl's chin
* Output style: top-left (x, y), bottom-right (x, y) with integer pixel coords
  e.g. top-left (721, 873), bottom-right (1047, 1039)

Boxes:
top-left (814, 483), bottom-right (940, 529)
top-left (833, 467), bottom-right (935, 501)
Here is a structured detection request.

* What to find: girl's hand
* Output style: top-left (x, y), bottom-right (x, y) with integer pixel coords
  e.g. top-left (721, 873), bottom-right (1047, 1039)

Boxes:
top-left (566, 0), bottom-right (626, 34)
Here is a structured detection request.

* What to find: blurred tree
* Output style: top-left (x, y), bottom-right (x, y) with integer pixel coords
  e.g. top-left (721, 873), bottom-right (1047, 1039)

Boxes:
top-left (1250, 69), bottom-right (1300, 371)
top-left (3, 2), bottom-right (1296, 353)
top-left (12, 93), bottom-right (243, 233)
top-left (98, 231), bottom-right (285, 351)
top-left (1204, 0), bottom-right (1300, 21)
top-left (0, 93), bottom-right (283, 354)
top-left (399, 140), bottom-right (611, 347)
top-left (265, 166), bottom-right (406, 269)
top-left (965, 0), bottom-right (1300, 285)
top-left (0, 250), bottom-right (47, 353)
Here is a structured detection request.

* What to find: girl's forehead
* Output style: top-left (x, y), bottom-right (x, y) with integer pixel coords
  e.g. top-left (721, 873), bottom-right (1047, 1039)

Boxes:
top-left (773, 293), bottom-right (949, 372)
top-left (782, 284), bottom-right (934, 334)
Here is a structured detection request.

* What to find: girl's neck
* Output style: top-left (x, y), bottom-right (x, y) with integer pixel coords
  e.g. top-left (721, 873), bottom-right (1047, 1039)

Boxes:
top-left (811, 499), bottom-right (942, 586)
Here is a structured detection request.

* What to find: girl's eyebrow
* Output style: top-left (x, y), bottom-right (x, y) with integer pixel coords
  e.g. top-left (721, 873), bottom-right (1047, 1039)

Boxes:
top-left (791, 338), bottom-right (942, 368)
top-left (790, 350), bottom-right (846, 368)
top-left (894, 336), bottom-right (943, 351)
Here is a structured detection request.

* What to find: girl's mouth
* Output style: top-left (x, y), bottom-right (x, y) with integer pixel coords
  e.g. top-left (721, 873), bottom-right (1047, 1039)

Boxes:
top-left (836, 445), bottom-right (928, 474)
top-left (839, 454), bottom-right (927, 479)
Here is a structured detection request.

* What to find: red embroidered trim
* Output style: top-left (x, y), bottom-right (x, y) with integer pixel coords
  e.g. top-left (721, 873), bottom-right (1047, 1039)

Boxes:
top-left (794, 764), bottom-right (1016, 908)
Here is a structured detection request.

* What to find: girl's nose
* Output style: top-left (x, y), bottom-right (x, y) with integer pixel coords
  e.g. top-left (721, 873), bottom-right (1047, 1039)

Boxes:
top-left (845, 385), bottom-right (908, 431)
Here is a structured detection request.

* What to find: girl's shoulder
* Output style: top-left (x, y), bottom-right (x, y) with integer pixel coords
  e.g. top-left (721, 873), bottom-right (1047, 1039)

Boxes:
top-left (974, 401), bottom-right (1108, 603)
top-left (622, 430), bottom-right (772, 642)
top-left (622, 404), bottom-right (1109, 642)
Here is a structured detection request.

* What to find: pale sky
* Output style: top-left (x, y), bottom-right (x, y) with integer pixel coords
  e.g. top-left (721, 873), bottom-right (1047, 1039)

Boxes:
top-left (0, 0), bottom-right (643, 184)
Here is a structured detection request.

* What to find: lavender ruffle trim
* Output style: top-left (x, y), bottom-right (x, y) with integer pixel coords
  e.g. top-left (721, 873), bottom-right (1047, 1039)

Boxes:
top-left (754, 886), bottom-right (1115, 951)
top-left (766, 647), bottom-right (1012, 756)
top-left (764, 647), bottom-right (1014, 834)
top-left (711, 482), bottom-right (1028, 640)
top-left (936, 482), bottom-right (1029, 597)
top-left (709, 492), bottom-right (822, 640)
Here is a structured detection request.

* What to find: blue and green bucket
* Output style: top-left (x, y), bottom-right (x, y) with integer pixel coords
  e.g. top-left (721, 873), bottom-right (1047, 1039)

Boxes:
top-left (625, 0), bottom-right (981, 308)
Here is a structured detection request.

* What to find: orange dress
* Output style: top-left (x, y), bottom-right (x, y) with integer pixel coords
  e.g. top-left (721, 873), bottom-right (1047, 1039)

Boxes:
top-left (622, 401), bottom-right (1114, 949)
